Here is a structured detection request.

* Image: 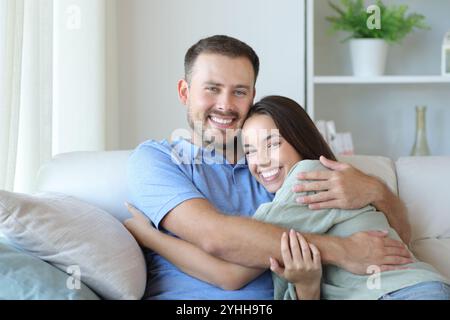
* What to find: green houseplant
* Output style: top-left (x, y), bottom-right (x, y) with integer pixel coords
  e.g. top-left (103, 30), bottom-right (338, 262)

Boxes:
top-left (326, 0), bottom-right (429, 76)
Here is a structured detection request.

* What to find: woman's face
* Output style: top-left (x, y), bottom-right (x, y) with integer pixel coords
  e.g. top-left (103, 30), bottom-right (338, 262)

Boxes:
top-left (242, 114), bottom-right (302, 193)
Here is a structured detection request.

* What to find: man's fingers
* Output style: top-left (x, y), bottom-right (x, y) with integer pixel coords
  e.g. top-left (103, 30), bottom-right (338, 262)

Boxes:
top-left (379, 265), bottom-right (411, 273)
top-left (382, 256), bottom-right (414, 265)
top-left (319, 155), bottom-right (349, 171)
top-left (385, 246), bottom-right (412, 258)
top-left (297, 191), bottom-right (334, 205)
top-left (293, 181), bottom-right (329, 193)
top-left (383, 237), bottom-right (409, 250)
top-left (289, 230), bottom-right (302, 262)
top-left (365, 230), bottom-right (389, 238)
top-left (297, 170), bottom-right (331, 181)
top-left (280, 232), bottom-right (293, 266)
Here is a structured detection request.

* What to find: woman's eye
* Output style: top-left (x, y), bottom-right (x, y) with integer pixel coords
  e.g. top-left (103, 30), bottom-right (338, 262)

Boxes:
top-left (268, 142), bottom-right (280, 149)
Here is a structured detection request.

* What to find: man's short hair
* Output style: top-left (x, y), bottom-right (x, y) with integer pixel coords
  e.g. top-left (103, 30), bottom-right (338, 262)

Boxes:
top-left (184, 35), bottom-right (260, 85)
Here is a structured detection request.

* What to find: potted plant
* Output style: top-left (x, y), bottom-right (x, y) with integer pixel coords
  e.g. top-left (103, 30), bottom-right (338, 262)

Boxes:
top-left (327, 0), bottom-right (429, 77)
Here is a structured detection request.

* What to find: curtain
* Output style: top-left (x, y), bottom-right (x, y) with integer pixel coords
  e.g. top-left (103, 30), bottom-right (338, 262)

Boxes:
top-left (0, 0), bottom-right (53, 193)
top-left (1, 0), bottom-right (118, 193)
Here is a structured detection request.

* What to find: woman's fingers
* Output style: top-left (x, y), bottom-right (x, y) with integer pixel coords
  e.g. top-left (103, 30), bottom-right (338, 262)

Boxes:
top-left (297, 232), bottom-right (312, 265)
top-left (281, 232), bottom-right (293, 267)
top-left (289, 229), bottom-right (302, 263)
top-left (125, 202), bottom-right (140, 216)
top-left (309, 243), bottom-right (322, 267)
top-left (269, 257), bottom-right (284, 276)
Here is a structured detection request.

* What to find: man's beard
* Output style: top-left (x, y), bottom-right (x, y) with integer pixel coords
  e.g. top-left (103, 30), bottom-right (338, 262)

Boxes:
top-left (187, 111), bottom-right (240, 150)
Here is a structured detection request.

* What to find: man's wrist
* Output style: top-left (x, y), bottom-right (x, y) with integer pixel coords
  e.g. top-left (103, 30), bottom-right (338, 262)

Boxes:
top-left (370, 176), bottom-right (388, 208)
top-left (319, 235), bottom-right (347, 267)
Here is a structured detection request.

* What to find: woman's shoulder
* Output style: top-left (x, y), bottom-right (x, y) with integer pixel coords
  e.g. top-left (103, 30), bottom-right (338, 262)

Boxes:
top-left (287, 159), bottom-right (330, 177)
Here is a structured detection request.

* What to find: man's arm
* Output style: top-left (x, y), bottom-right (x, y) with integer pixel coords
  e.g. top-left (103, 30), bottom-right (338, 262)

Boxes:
top-left (293, 156), bottom-right (412, 244)
top-left (161, 198), bottom-right (412, 275)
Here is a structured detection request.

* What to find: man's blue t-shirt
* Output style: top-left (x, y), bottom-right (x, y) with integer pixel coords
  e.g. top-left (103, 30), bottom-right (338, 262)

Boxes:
top-left (127, 139), bottom-right (275, 300)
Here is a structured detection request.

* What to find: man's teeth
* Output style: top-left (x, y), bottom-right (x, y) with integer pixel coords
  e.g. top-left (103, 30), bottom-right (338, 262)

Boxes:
top-left (210, 116), bottom-right (233, 125)
top-left (261, 168), bottom-right (280, 179)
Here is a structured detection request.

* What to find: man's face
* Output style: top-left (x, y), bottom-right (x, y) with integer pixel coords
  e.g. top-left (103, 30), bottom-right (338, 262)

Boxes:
top-left (179, 53), bottom-right (256, 149)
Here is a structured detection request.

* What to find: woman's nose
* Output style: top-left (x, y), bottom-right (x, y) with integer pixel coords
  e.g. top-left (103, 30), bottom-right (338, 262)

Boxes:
top-left (256, 149), bottom-right (271, 167)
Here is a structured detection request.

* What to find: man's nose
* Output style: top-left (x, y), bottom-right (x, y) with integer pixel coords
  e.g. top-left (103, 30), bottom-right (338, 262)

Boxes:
top-left (216, 92), bottom-right (235, 112)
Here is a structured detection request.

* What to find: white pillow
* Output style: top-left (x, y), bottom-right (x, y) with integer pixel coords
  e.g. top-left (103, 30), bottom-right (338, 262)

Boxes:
top-left (0, 190), bottom-right (147, 300)
top-left (396, 156), bottom-right (450, 242)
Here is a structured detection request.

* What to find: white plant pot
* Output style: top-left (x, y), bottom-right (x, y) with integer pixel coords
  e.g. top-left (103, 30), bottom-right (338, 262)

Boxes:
top-left (350, 39), bottom-right (388, 77)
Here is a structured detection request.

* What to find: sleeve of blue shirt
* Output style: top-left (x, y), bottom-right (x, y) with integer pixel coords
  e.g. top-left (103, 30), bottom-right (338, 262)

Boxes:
top-left (127, 141), bottom-right (205, 229)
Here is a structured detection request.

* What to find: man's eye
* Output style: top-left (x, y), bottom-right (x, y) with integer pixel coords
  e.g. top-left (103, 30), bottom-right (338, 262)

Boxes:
top-left (235, 90), bottom-right (247, 96)
top-left (206, 87), bottom-right (219, 93)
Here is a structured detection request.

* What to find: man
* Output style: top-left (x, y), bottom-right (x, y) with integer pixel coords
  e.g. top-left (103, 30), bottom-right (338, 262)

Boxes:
top-left (127, 35), bottom-right (412, 299)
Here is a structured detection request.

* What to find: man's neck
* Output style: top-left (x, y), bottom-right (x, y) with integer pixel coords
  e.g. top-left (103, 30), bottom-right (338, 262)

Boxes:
top-left (191, 134), bottom-right (244, 164)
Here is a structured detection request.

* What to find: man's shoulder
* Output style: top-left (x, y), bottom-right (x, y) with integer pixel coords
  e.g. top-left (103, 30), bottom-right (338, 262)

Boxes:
top-left (130, 139), bottom-right (196, 166)
top-left (132, 139), bottom-right (188, 156)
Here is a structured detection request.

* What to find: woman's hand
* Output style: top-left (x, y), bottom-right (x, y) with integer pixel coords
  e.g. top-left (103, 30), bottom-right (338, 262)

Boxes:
top-left (123, 202), bottom-right (157, 246)
top-left (270, 229), bottom-right (322, 300)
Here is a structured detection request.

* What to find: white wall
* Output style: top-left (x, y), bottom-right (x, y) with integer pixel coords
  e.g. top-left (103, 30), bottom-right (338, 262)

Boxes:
top-left (117, 0), bottom-right (306, 149)
top-left (313, 0), bottom-right (450, 159)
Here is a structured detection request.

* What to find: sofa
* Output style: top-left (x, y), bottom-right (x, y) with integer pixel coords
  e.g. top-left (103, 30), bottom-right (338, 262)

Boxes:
top-left (3, 151), bottom-right (449, 298)
top-left (0, 151), bottom-right (444, 300)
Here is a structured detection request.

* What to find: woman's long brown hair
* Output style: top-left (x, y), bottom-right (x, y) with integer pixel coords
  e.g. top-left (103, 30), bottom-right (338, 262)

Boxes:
top-left (247, 96), bottom-right (337, 161)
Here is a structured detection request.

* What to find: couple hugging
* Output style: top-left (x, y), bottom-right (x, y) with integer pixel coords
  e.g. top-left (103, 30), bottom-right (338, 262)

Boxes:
top-left (124, 35), bottom-right (450, 300)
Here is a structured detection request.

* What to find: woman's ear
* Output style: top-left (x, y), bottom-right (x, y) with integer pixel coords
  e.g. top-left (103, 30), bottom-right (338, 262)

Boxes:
top-left (178, 79), bottom-right (189, 106)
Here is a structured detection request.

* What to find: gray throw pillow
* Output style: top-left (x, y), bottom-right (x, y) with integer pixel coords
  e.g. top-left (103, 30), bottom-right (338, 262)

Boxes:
top-left (0, 237), bottom-right (99, 300)
top-left (0, 190), bottom-right (147, 300)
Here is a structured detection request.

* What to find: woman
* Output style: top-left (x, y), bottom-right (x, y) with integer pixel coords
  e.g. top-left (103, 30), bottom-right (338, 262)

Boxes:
top-left (125, 96), bottom-right (450, 300)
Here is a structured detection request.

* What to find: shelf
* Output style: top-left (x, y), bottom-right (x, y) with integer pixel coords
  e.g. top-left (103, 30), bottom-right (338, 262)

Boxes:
top-left (314, 76), bottom-right (450, 84)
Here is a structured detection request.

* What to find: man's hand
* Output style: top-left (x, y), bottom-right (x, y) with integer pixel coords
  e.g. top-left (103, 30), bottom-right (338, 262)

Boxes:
top-left (338, 230), bottom-right (413, 275)
top-left (293, 156), bottom-right (380, 210)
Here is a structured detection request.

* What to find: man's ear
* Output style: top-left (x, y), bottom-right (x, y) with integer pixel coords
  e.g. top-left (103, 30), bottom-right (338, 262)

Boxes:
top-left (178, 79), bottom-right (189, 106)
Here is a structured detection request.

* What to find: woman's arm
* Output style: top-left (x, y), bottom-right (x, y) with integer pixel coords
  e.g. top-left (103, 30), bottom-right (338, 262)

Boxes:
top-left (124, 203), bottom-right (265, 291)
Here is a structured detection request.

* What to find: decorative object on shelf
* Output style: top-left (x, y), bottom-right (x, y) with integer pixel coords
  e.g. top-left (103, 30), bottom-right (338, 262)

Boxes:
top-left (326, 0), bottom-right (430, 77)
top-left (410, 106), bottom-right (431, 156)
top-left (316, 120), bottom-right (354, 156)
top-left (443, 31), bottom-right (450, 76)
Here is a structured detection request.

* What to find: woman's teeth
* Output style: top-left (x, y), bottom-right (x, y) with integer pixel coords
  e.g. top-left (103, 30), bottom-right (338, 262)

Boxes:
top-left (260, 168), bottom-right (280, 180)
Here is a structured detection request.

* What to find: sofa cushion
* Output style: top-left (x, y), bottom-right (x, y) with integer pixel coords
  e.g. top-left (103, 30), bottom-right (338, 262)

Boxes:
top-left (0, 190), bottom-right (147, 300)
top-left (411, 238), bottom-right (450, 281)
top-left (396, 157), bottom-right (450, 242)
top-left (338, 155), bottom-right (398, 194)
top-left (0, 237), bottom-right (99, 300)
top-left (36, 151), bottom-right (132, 222)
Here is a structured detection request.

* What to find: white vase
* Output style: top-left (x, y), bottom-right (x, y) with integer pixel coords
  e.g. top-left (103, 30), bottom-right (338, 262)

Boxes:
top-left (350, 39), bottom-right (388, 77)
